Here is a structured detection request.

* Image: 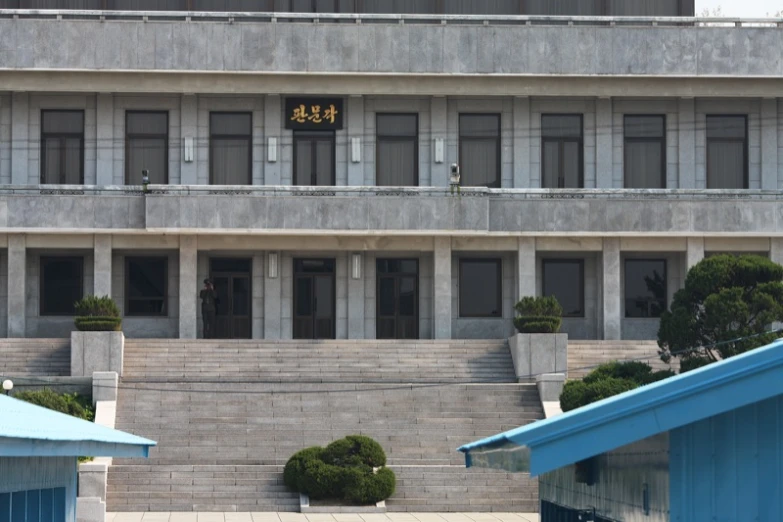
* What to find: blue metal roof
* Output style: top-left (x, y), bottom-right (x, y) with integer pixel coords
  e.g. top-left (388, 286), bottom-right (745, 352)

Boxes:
top-left (0, 394), bottom-right (155, 458)
top-left (459, 339), bottom-right (783, 476)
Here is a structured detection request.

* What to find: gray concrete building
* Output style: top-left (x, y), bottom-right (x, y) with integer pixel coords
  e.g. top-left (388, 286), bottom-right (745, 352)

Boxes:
top-left (0, 2), bottom-right (780, 343)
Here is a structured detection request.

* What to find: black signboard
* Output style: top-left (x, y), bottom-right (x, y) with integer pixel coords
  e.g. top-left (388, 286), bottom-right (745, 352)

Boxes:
top-left (285, 98), bottom-right (344, 130)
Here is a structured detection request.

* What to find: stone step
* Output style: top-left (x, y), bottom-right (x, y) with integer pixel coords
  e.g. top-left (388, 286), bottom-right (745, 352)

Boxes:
top-left (0, 339), bottom-right (71, 377)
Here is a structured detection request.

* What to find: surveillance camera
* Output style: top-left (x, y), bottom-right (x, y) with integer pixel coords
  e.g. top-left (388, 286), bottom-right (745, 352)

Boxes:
top-left (451, 163), bottom-right (460, 174)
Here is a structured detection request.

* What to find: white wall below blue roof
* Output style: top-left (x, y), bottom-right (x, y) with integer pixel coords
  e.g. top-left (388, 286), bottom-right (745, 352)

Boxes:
top-left (0, 457), bottom-right (77, 522)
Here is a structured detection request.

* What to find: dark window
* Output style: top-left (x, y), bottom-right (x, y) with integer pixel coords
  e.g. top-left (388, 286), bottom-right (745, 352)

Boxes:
top-left (624, 259), bottom-right (667, 318)
top-left (126, 111), bottom-right (168, 185)
top-left (40, 256), bottom-right (83, 316)
top-left (107, 0), bottom-right (186, 9)
top-left (607, 0), bottom-right (681, 15)
top-left (707, 115), bottom-right (748, 189)
top-left (443, 0), bottom-right (519, 14)
top-left (41, 110), bottom-right (84, 185)
top-left (0, 488), bottom-right (67, 522)
top-left (459, 114), bottom-right (501, 188)
top-left (294, 131), bottom-right (336, 186)
top-left (210, 112), bottom-right (252, 185)
top-left (459, 259), bottom-right (502, 318)
top-left (542, 259), bottom-right (584, 318)
top-left (541, 114), bottom-right (583, 188)
top-left (125, 257), bottom-right (167, 316)
top-left (376, 114), bottom-right (418, 186)
top-left (525, 0), bottom-right (601, 15)
top-left (362, 0), bottom-right (439, 13)
top-left (624, 115), bottom-right (666, 189)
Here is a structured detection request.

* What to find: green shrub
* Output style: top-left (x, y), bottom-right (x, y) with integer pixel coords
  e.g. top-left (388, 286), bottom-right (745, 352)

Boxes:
top-left (75, 295), bottom-right (120, 317)
top-left (14, 388), bottom-right (94, 422)
top-left (582, 361), bottom-right (654, 385)
top-left (74, 317), bottom-right (122, 332)
top-left (513, 316), bottom-right (562, 334)
top-left (679, 356), bottom-right (713, 374)
top-left (514, 296), bottom-right (563, 334)
top-left (560, 378), bottom-right (637, 412)
top-left (283, 435), bottom-right (395, 505)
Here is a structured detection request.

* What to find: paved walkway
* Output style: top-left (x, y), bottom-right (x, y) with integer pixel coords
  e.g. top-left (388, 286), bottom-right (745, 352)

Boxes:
top-left (107, 513), bottom-right (540, 522)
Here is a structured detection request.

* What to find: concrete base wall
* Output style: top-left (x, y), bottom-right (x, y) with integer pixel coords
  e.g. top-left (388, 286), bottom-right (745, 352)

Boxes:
top-left (509, 333), bottom-right (568, 382)
top-left (70, 331), bottom-right (124, 377)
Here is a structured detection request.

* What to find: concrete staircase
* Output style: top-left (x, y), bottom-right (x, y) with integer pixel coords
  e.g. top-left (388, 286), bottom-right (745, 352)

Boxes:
top-left (0, 339), bottom-right (70, 377)
top-left (567, 340), bottom-right (678, 379)
top-left (108, 340), bottom-right (542, 512)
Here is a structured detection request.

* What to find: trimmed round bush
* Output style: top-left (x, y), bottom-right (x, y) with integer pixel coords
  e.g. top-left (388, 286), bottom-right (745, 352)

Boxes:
top-left (582, 361), bottom-right (654, 385)
top-left (343, 467), bottom-right (396, 505)
top-left (74, 295), bottom-right (122, 331)
top-left (323, 435), bottom-right (387, 468)
top-left (513, 316), bottom-right (562, 334)
top-left (74, 316), bottom-right (122, 332)
top-left (283, 446), bottom-right (324, 491)
top-left (513, 296), bottom-right (563, 334)
top-left (560, 377), bottom-right (637, 412)
top-left (300, 460), bottom-right (344, 500)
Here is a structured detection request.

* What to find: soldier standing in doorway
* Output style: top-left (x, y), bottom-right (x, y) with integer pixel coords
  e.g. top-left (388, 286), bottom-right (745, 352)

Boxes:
top-left (200, 279), bottom-right (217, 339)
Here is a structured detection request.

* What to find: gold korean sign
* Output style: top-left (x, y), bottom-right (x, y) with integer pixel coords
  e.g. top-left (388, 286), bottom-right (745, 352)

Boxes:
top-left (285, 98), bottom-right (344, 130)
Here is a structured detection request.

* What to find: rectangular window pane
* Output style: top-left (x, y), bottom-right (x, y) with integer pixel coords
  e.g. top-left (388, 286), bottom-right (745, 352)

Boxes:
top-left (377, 114), bottom-right (417, 137)
top-left (443, 0), bottom-right (519, 14)
top-left (625, 141), bottom-right (664, 188)
top-left (525, 0), bottom-right (601, 14)
top-left (192, 0), bottom-right (275, 9)
top-left (294, 132), bottom-right (335, 186)
top-left (127, 112), bottom-right (168, 135)
top-left (210, 112), bottom-right (252, 136)
top-left (542, 115), bottom-right (582, 139)
top-left (127, 138), bottom-right (167, 185)
top-left (607, 0), bottom-right (679, 15)
top-left (107, 0), bottom-right (186, 9)
top-left (542, 260), bottom-right (584, 317)
top-left (707, 115), bottom-right (747, 139)
top-left (377, 114), bottom-right (417, 186)
top-left (542, 115), bottom-right (583, 189)
top-left (460, 114), bottom-right (500, 138)
top-left (459, 259), bottom-right (501, 318)
top-left (706, 116), bottom-right (747, 189)
top-left (624, 259), bottom-right (667, 318)
top-left (42, 111), bottom-right (84, 134)
top-left (625, 115), bottom-right (664, 139)
top-left (41, 110), bottom-right (84, 185)
top-left (41, 257), bottom-right (83, 316)
top-left (460, 114), bottom-right (500, 188)
top-left (127, 257), bottom-right (167, 316)
top-left (211, 139), bottom-right (251, 185)
top-left (362, 0), bottom-right (438, 13)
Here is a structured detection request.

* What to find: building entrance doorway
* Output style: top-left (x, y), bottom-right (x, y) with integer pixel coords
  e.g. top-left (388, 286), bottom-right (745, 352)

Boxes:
top-left (210, 258), bottom-right (251, 339)
top-left (293, 258), bottom-right (336, 339)
top-left (376, 259), bottom-right (419, 339)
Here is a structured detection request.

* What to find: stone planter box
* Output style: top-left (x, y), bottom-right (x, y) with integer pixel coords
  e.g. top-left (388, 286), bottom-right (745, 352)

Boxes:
top-left (71, 331), bottom-right (125, 377)
top-left (300, 494), bottom-right (386, 514)
top-left (509, 333), bottom-right (568, 383)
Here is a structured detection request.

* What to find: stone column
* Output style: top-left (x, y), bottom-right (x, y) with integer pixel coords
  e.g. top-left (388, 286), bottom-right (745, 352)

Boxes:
top-left (7, 235), bottom-right (26, 338)
top-left (96, 93), bottom-right (114, 186)
top-left (430, 97), bottom-right (448, 187)
top-left (264, 251), bottom-right (282, 339)
top-left (678, 98), bottom-right (696, 189)
top-left (264, 95), bottom-right (282, 185)
top-left (517, 237), bottom-right (536, 300)
top-left (347, 96), bottom-right (365, 186)
top-left (252, 254), bottom-right (264, 339)
top-left (433, 238), bottom-right (452, 339)
top-left (93, 235), bottom-right (112, 297)
top-left (347, 253), bottom-right (365, 339)
top-left (595, 97), bottom-right (613, 188)
top-left (602, 238), bottom-right (621, 341)
top-left (771, 238), bottom-right (783, 266)
top-left (180, 94), bottom-right (198, 185)
top-left (761, 98), bottom-right (778, 190)
top-left (11, 93), bottom-right (29, 185)
top-left (178, 236), bottom-right (197, 339)
top-left (513, 96), bottom-right (531, 188)
top-left (686, 237), bottom-right (705, 270)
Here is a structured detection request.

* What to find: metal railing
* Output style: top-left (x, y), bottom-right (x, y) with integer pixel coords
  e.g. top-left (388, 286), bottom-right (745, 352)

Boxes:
top-left (0, 9), bottom-right (781, 28)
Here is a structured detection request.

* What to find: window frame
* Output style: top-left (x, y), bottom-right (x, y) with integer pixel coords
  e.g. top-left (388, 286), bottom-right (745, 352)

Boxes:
top-left (458, 113), bottom-right (501, 189)
top-left (541, 113), bottom-right (584, 189)
top-left (39, 256), bottom-right (84, 317)
top-left (375, 113), bottom-right (419, 186)
top-left (706, 114), bottom-right (749, 190)
top-left (458, 257), bottom-right (503, 318)
top-left (293, 130), bottom-right (337, 186)
top-left (209, 111), bottom-right (253, 186)
top-left (623, 258), bottom-right (668, 319)
top-left (124, 256), bottom-right (169, 318)
top-left (623, 114), bottom-right (666, 189)
top-left (40, 109), bottom-right (85, 185)
top-left (541, 259), bottom-right (585, 318)
top-left (124, 110), bottom-right (169, 185)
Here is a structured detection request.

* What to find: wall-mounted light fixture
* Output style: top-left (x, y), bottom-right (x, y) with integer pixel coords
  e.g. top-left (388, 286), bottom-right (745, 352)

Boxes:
top-left (268, 252), bottom-right (279, 279)
top-left (351, 253), bottom-right (362, 279)
top-left (268, 137), bottom-right (278, 163)
top-left (351, 138), bottom-right (361, 163)
top-left (434, 138), bottom-right (444, 163)
top-left (184, 137), bottom-right (194, 162)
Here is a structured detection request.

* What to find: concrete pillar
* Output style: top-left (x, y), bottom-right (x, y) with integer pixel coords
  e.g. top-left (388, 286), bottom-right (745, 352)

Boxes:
top-left (93, 235), bottom-right (112, 297)
top-left (686, 237), bottom-right (705, 270)
top-left (7, 235), bottom-right (26, 338)
top-left (264, 95), bottom-right (282, 185)
top-left (347, 96), bottom-right (365, 186)
top-left (602, 238), bottom-right (621, 341)
top-left (761, 98), bottom-right (778, 190)
top-left (771, 238), bottom-right (783, 266)
top-left (180, 94), bottom-right (198, 185)
top-left (11, 93), bottom-right (29, 185)
top-left (678, 98), bottom-right (696, 189)
top-left (517, 237), bottom-right (536, 300)
top-left (596, 97), bottom-right (613, 188)
top-left (430, 97), bottom-right (448, 187)
top-left (178, 236), bottom-right (197, 339)
top-left (96, 94), bottom-right (114, 186)
top-left (264, 251), bottom-right (282, 339)
top-left (347, 253), bottom-right (365, 339)
top-left (433, 238), bottom-right (452, 339)
top-left (513, 96), bottom-right (531, 188)
top-left (252, 254), bottom-right (264, 339)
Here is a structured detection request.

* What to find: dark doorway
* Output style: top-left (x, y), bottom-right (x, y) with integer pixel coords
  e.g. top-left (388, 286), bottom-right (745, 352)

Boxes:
top-left (210, 258), bottom-right (251, 339)
top-left (293, 258), bottom-right (336, 340)
top-left (376, 259), bottom-right (419, 339)
top-left (293, 131), bottom-right (336, 186)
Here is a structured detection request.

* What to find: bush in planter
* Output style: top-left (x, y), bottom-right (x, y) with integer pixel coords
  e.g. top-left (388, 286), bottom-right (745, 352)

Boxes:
top-left (74, 295), bottom-right (122, 332)
top-left (284, 435), bottom-right (396, 505)
top-left (513, 296), bottom-right (563, 334)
